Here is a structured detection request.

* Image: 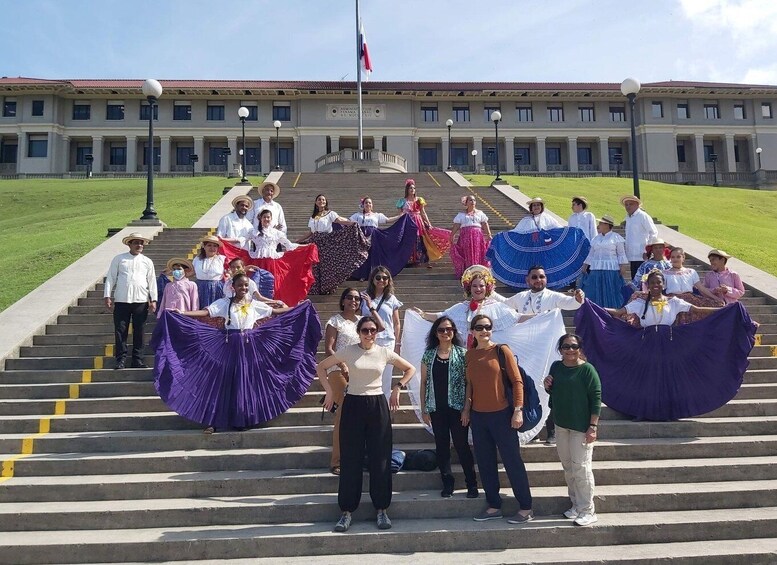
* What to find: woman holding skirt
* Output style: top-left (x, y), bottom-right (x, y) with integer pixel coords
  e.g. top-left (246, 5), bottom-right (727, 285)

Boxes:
top-left (579, 215), bottom-right (630, 308)
top-left (450, 194), bottom-right (492, 278)
top-left (192, 235), bottom-right (226, 307)
top-left (152, 272), bottom-right (322, 433)
top-left (396, 179), bottom-right (451, 268)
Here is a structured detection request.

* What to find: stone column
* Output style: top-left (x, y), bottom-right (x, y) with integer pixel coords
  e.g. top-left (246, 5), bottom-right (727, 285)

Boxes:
top-left (724, 133), bottom-right (736, 173)
top-left (411, 136), bottom-right (419, 172)
top-left (16, 133), bottom-right (24, 173)
top-left (536, 137), bottom-right (547, 173)
top-left (92, 136), bottom-right (104, 173)
top-left (693, 133), bottom-right (706, 173)
top-left (473, 137), bottom-right (483, 172)
top-left (293, 135), bottom-right (300, 172)
top-left (160, 136), bottom-right (171, 173)
top-left (504, 138), bottom-right (515, 174)
top-left (598, 136), bottom-right (609, 172)
top-left (567, 136), bottom-right (578, 172)
top-left (194, 137), bottom-right (204, 173)
top-left (62, 136), bottom-right (71, 173)
top-left (331, 135), bottom-right (340, 153)
top-left (126, 136), bottom-right (137, 173)
top-left (260, 137), bottom-right (270, 172)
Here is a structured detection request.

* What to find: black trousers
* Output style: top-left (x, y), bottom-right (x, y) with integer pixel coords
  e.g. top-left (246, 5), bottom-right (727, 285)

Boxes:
top-left (113, 302), bottom-right (149, 363)
top-left (338, 394), bottom-right (392, 512)
top-left (430, 406), bottom-right (477, 488)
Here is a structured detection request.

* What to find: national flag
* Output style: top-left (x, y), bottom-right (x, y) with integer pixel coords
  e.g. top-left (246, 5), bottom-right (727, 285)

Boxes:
top-left (359, 19), bottom-right (373, 79)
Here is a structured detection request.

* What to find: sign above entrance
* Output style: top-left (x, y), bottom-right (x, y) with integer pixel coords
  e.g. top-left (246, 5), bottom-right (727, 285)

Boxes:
top-left (326, 104), bottom-right (386, 121)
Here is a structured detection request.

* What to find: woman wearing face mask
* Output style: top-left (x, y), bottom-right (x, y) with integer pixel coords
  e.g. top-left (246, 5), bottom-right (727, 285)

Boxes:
top-left (157, 258), bottom-right (199, 318)
top-left (152, 273), bottom-right (321, 434)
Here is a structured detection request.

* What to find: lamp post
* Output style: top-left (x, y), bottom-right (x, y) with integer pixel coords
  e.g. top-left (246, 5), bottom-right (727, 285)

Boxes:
top-left (710, 152), bottom-right (719, 186)
top-left (621, 77), bottom-right (641, 199)
top-left (756, 146), bottom-right (763, 170)
top-left (237, 106), bottom-right (249, 183)
top-left (84, 154), bottom-right (93, 178)
top-left (471, 149), bottom-right (477, 173)
top-left (614, 153), bottom-right (623, 177)
top-left (491, 110), bottom-right (502, 181)
top-left (222, 147), bottom-right (231, 178)
top-left (189, 154), bottom-right (198, 177)
top-left (516, 153), bottom-right (523, 176)
top-left (445, 118), bottom-right (453, 170)
top-left (273, 120), bottom-right (282, 170)
top-left (140, 79), bottom-right (162, 221)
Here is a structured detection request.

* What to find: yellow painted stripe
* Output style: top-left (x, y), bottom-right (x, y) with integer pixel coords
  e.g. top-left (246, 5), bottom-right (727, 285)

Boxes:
top-left (1, 458), bottom-right (16, 478)
top-left (771, 345), bottom-right (777, 357)
top-left (292, 172), bottom-right (301, 188)
top-left (54, 401), bottom-right (66, 416)
top-left (104, 344), bottom-right (114, 357)
top-left (94, 356), bottom-right (103, 370)
top-left (69, 384), bottom-right (80, 399)
top-left (754, 334), bottom-right (762, 346)
top-left (467, 186), bottom-right (515, 228)
top-left (81, 370), bottom-right (92, 384)
top-left (39, 418), bottom-right (50, 434)
top-left (21, 437), bottom-right (34, 455)
top-left (427, 172), bottom-right (441, 187)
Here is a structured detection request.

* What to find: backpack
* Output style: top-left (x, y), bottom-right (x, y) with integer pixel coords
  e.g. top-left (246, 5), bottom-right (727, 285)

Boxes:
top-left (495, 344), bottom-right (543, 432)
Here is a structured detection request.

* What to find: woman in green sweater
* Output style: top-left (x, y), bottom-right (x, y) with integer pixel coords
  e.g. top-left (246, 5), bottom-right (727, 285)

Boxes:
top-left (543, 333), bottom-right (601, 527)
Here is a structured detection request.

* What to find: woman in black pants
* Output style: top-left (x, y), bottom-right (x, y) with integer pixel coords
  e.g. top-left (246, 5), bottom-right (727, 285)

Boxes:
top-left (317, 317), bottom-right (415, 533)
top-left (419, 316), bottom-right (478, 498)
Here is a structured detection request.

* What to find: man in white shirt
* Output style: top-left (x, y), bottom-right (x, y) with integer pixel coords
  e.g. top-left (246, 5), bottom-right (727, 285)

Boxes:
top-left (104, 233), bottom-right (157, 370)
top-left (504, 265), bottom-right (584, 445)
top-left (249, 181), bottom-right (286, 233)
top-left (621, 195), bottom-right (658, 279)
top-left (217, 195), bottom-right (255, 250)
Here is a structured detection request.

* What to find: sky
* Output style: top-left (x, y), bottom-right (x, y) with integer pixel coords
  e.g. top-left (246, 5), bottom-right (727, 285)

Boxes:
top-left (2, 0), bottom-right (777, 85)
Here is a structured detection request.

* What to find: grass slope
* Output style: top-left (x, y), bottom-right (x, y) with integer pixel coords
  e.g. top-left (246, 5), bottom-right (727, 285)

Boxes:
top-left (467, 175), bottom-right (777, 277)
top-left (0, 177), bottom-right (243, 311)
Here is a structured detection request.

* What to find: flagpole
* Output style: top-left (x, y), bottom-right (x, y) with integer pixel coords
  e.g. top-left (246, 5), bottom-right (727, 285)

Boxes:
top-left (356, 0), bottom-right (363, 152)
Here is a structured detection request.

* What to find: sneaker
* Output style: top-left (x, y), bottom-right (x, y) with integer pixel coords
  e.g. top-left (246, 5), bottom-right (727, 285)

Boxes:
top-left (473, 508), bottom-right (503, 521)
top-left (563, 507), bottom-right (578, 519)
top-left (334, 512), bottom-right (351, 532)
top-left (507, 510), bottom-right (534, 524)
top-left (574, 512), bottom-right (598, 526)
top-left (131, 360), bottom-right (148, 369)
top-left (114, 359), bottom-right (125, 370)
top-left (376, 510), bottom-right (392, 530)
top-left (466, 487), bottom-right (479, 499)
top-left (545, 434), bottom-right (556, 446)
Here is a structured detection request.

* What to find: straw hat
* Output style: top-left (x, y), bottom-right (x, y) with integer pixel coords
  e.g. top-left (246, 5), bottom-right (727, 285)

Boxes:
top-left (166, 257), bottom-right (193, 273)
top-left (121, 232), bottom-right (151, 246)
top-left (597, 214), bottom-right (616, 227)
top-left (200, 235), bottom-right (221, 246)
top-left (620, 195), bottom-right (641, 206)
top-left (647, 236), bottom-right (666, 247)
top-left (708, 248), bottom-right (732, 260)
top-left (231, 195), bottom-right (253, 210)
top-left (571, 195), bottom-right (588, 208)
top-left (259, 181), bottom-right (281, 199)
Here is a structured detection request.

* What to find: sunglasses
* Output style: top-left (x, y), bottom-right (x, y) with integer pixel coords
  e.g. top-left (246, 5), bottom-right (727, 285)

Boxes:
top-left (359, 327), bottom-right (378, 335)
top-left (343, 295), bottom-right (361, 301)
top-left (374, 275), bottom-right (390, 281)
top-left (473, 324), bottom-right (492, 332)
top-left (436, 327), bottom-right (454, 334)
top-left (560, 344), bottom-right (581, 350)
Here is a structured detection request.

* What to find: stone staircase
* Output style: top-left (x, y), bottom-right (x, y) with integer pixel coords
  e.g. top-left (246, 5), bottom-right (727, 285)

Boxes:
top-left (1, 175), bottom-right (777, 564)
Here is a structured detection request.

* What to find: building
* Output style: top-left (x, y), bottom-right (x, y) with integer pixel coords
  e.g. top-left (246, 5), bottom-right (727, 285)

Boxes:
top-left (1, 77), bottom-right (777, 183)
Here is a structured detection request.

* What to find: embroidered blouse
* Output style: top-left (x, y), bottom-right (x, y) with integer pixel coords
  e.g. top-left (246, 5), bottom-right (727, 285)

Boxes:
top-left (350, 212), bottom-right (388, 227)
top-left (584, 232), bottom-right (628, 270)
top-left (624, 296), bottom-right (692, 326)
top-left (308, 210), bottom-right (339, 233)
top-left (453, 210), bottom-right (489, 228)
top-left (193, 255), bottom-right (226, 281)
top-left (662, 268), bottom-right (700, 294)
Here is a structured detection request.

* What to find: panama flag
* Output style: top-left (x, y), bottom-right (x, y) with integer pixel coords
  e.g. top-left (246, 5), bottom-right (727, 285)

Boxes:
top-left (359, 19), bottom-right (373, 80)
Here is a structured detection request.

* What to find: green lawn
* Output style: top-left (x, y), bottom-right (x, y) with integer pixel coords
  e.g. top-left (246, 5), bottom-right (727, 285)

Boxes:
top-left (466, 175), bottom-right (777, 277)
top-left (0, 176), bottom-right (250, 311)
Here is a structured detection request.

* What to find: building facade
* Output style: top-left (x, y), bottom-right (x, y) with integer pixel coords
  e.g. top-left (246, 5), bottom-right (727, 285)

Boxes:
top-left (2, 78), bottom-right (777, 181)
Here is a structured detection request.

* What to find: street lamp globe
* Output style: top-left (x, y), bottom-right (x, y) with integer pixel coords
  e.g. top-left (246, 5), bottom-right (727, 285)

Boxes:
top-left (273, 120), bottom-right (282, 129)
top-left (445, 118), bottom-right (453, 128)
top-left (238, 106), bottom-right (249, 119)
top-left (141, 79), bottom-right (163, 100)
top-left (756, 147), bottom-right (763, 154)
top-left (620, 77), bottom-right (641, 97)
top-left (491, 110), bottom-right (502, 123)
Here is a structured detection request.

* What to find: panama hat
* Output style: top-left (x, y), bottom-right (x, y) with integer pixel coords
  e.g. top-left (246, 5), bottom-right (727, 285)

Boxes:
top-left (165, 257), bottom-right (193, 273)
top-left (121, 232), bottom-right (151, 246)
top-left (571, 195), bottom-right (588, 208)
top-left (259, 181), bottom-right (281, 199)
top-left (620, 194), bottom-right (641, 206)
top-left (647, 236), bottom-right (666, 246)
top-left (597, 214), bottom-right (616, 227)
top-left (708, 248), bottom-right (732, 259)
top-left (200, 235), bottom-right (221, 246)
top-left (231, 195), bottom-right (253, 209)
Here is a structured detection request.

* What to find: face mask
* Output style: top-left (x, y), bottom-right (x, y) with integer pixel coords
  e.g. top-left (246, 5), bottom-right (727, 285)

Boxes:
top-left (172, 269), bottom-right (185, 280)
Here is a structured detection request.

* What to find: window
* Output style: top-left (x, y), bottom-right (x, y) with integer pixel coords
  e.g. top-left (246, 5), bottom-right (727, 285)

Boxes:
top-left (547, 106), bottom-right (564, 122)
top-left (173, 103), bottom-right (191, 121)
top-left (73, 103), bottom-right (91, 120)
top-left (272, 104), bottom-right (291, 121)
top-left (546, 147), bottom-right (562, 165)
top-left (1, 142), bottom-right (17, 163)
top-left (109, 146), bottom-right (126, 166)
top-left (209, 147), bottom-right (229, 165)
top-left (677, 103), bottom-right (689, 119)
top-left (762, 102), bottom-right (773, 118)
top-left (514, 147), bottom-right (531, 166)
top-left (277, 147), bottom-right (293, 167)
top-left (139, 103), bottom-right (158, 120)
top-left (704, 103), bottom-right (719, 119)
top-left (2, 99), bottom-right (16, 117)
top-left (516, 104), bottom-right (533, 122)
top-left (577, 147), bottom-right (592, 165)
top-left (452, 105), bottom-right (470, 122)
top-left (651, 101), bottom-right (663, 118)
top-left (106, 102), bottom-right (125, 120)
top-left (609, 105), bottom-right (626, 122)
top-left (734, 145), bottom-right (740, 163)
top-left (27, 134), bottom-right (47, 158)
top-left (451, 146), bottom-right (469, 167)
top-left (142, 145), bottom-right (161, 166)
top-left (608, 147), bottom-right (622, 165)
top-left (176, 146), bottom-right (193, 166)
top-left (246, 147), bottom-right (259, 166)
top-left (75, 146), bottom-right (92, 165)
top-left (207, 104), bottom-right (225, 121)
top-left (704, 144), bottom-right (716, 162)
top-left (32, 100), bottom-right (44, 116)
top-left (578, 106), bottom-right (595, 122)
top-left (419, 147), bottom-right (438, 166)
top-left (484, 105), bottom-right (500, 122)
top-left (421, 105), bottom-right (438, 122)
top-left (677, 144), bottom-right (686, 163)
top-left (734, 102), bottom-right (746, 120)
top-left (244, 105), bottom-right (258, 121)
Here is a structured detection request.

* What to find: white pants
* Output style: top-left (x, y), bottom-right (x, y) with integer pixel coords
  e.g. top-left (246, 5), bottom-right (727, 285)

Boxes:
top-left (556, 425), bottom-right (595, 514)
top-left (377, 338), bottom-right (395, 399)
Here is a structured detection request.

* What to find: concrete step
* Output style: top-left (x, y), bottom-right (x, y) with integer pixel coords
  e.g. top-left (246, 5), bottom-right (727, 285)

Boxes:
top-left (0, 382), bottom-right (154, 400)
top-left (0, 369), bottom-right (153, 384)
top-left (1, 507), bottom-right (776, 564)
top-left (0, 397), bottom-right (168, 416)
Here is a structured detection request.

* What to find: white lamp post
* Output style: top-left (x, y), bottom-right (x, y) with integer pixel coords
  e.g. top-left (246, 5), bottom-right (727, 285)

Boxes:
top-left (140, 79), bottom-right (163, 221)
top-left (273, 120), bottom-right (282, 170)
top-left (237, 106), bottom-right (250, 182)
top-left (471, 149), bottom-right (478, 172)
top-left (490, 110), bottom-right (502, 181)
top-left (445, 118), bottom-right (454, 170)
top-left (756, 146), bottom-right (763, 170)
top-left (620, 77), bottom-right (641, 199)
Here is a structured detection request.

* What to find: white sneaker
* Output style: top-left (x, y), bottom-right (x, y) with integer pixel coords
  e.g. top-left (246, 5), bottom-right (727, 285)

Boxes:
top-left (574, 512), bottom-right (598, 526)
top-left (563, 507), bottom-right (578, 519)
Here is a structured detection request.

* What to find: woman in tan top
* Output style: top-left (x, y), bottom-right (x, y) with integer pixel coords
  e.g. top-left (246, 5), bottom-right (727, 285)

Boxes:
top-left (462, 314), bottom-right (534, 523)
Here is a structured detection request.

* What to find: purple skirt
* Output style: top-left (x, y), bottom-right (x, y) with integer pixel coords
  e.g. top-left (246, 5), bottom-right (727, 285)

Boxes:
top-left (151, 302), bottom-right (322, 429)
top-left (350, 215), bottom-right (418, 280)
top-left (574, 300), bottom-right (756, 421)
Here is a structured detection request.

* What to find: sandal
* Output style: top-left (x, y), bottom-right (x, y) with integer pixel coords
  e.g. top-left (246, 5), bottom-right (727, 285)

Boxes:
top-left (330, 466), bottom-right (341, 475)
top-left (203, 426), bottom-right (215, 434)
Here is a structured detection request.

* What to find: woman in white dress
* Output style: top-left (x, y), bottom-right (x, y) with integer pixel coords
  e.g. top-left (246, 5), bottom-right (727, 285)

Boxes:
top-left (450, 194), bottom-right (493, 278)
top-left (192, 235), bottom-right (226, 307)
top-left (511, 197), bottom-right (562, 234)
top-left (349, 196), bottom-right (403, 227)
top-left (580, 215), bottom-right (630, 308)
